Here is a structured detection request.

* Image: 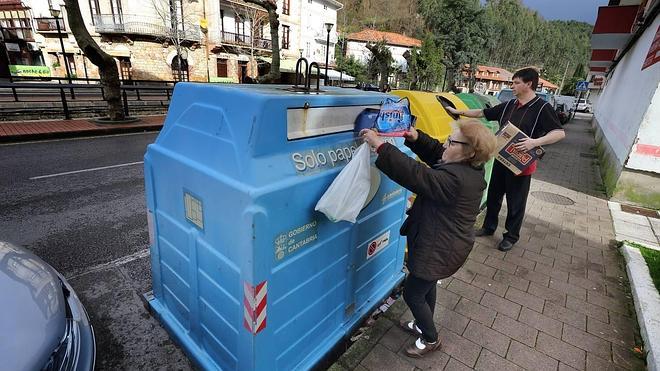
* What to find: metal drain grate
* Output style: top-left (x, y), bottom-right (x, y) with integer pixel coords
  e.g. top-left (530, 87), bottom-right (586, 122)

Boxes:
top-left (621, 204), bottom-right (659, 219)
top-left (580, 153), bottom-right (597, 158)
top-left (531, 191), bottom-right (575, 205)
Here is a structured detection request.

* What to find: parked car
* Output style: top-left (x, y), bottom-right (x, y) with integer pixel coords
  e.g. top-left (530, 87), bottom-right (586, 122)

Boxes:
top-left (497, 88), bottom-right (557, 109)
top-left (556, 103), bottom-right (572, 125)
top-left (497, 89), bottom-right (557, 110)
top-left (496, 88), bottom-right (514, 103)
top-left (0, 241), bottom-right (95, 371)
top-left (355, 83), bottom-right (380, 92)
top-left (576, 98), bottom-right (592, 113)
top-left (497, 88), bottom-right (570, 123)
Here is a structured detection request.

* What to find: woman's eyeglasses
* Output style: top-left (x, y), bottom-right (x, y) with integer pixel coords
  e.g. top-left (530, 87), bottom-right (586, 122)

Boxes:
top-left (447, 137), bottom-right (470, 146)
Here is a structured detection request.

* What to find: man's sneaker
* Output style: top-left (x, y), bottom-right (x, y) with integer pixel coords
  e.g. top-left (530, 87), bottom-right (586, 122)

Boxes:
top-left (475, 228), bottom-right (495, 237)
top-left (404, 337), bottom-right (442, 358)
top-left (497, 239), bottom-right (514, 251)
top-left (399, 320), bottom-right (422, 336)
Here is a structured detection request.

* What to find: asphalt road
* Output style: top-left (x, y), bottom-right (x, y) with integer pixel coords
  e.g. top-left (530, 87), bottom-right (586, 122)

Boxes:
top-left (0, 132), bottom-right (194, 370)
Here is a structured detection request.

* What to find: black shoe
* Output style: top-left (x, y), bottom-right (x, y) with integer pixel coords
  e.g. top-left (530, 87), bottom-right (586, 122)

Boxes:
top-left (475, 228), bottom-right (495, 237)
top-left (497, 239), bottom-right (514, 251)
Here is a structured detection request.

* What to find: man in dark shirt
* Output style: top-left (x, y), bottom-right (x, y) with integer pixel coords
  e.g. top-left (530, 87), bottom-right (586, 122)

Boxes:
top-left (446, 67), bottom-right (565, 251)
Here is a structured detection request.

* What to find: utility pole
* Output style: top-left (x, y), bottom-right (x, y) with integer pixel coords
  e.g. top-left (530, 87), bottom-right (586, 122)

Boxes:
top-left (557, 60), bottom-right (570, 95)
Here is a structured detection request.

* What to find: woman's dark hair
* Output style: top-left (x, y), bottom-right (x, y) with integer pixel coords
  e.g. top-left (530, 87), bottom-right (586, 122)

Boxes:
top-left (513, 67), bottom-right (540, 90)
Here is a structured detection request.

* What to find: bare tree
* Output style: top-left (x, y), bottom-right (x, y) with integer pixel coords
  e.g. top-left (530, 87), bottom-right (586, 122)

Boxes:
top-left (244, 0), bottom-right (280, 83)
top-left (63, 0), bottom-right (124, 120)
top-left (151, 0), bottom-right (200, 81)
top-left (231, 2), bottom-right (269, 80)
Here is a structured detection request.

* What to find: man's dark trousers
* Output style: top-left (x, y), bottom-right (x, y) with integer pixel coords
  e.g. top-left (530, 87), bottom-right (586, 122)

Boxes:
top-left (483, 161), bottom-right (532, 243)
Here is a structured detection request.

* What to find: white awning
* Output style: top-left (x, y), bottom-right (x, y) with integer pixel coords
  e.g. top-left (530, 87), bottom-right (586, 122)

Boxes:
top-left (326, 69), bottom-right (355, 81)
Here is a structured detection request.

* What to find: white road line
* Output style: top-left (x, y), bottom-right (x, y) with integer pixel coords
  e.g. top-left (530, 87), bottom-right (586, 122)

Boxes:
top-left (66, 248), bottom-right (151, 280)
top-left (30, 161), bottom-right (144, 180)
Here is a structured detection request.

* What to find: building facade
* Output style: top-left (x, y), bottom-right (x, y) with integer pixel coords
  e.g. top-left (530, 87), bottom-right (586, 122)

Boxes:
top-left (0, 0), bottom-right (342, 83)
top-left (456, 65), bottom-right (559, 95)
top-left (0, 0), bottom-right (43, 77)
top-left (345, 29), bottom-right (421, 86)
top-left (588, 0), bottom-right (659, 209)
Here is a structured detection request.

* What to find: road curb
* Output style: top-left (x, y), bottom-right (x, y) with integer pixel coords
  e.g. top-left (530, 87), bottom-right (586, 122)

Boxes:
top-left (621, 243), bottom-right (660, 371)
top-left (0, 124), bottom-right (162, 143)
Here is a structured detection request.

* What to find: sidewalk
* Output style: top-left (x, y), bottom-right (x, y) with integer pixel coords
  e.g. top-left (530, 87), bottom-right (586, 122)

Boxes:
top-left (332, 116), bottom-right (645, 371)
top-left (0, 115), bottom-right (164, 143)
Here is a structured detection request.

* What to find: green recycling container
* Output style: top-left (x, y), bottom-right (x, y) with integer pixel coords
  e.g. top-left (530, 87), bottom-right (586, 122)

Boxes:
top-left (456, 93), bottom-right (500, 207)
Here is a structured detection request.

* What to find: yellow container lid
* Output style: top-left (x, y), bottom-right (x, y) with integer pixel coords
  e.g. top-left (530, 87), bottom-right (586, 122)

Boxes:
top-left (391, 90), bottom-right (469, 142)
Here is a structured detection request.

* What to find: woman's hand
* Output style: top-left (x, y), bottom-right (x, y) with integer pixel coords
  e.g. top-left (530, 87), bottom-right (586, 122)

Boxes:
top-left (513, 137), bottom-right (539, 152)
top-left (445, 106), bottom-right (460, 116)
top-left (360, 129), bottom-right (385, 151)
top-left (404, 126), bottom-right (419, 142)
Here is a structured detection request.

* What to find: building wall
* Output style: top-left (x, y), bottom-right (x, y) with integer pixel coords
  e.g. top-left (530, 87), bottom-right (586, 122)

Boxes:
top-left (17, 0), bottom-right (340, 82)
top-left (593, 15), bottom-right (660, 173)
top-left (627, 83), bottom-right (660, 172)
top-left (297, 0), bottom-right (339, 65)
top-left (345, 40), bottom-right (411, 71)
top-left (24, 0), bottom-right (208, 81)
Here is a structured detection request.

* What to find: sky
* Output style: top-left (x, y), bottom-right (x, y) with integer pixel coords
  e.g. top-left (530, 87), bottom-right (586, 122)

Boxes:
top-left (482, 0), bottom-right (610, 24)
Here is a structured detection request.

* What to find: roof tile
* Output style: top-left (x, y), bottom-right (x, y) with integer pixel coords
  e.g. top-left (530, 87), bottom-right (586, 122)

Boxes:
top-left (347, 29), bottom-right (422, 47)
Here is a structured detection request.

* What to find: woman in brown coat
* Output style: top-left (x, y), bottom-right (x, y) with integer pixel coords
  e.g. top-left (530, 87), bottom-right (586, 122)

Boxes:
top-left (361, 119), bottom-right (497, 358)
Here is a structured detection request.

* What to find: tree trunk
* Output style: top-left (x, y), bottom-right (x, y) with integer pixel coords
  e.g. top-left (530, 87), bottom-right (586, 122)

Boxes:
top-left (378, 64), bottom-right (388, 91)
top-left (64, 0), bottom-right (124, 120)
top-left (244, 0), bottom-right (280, 83)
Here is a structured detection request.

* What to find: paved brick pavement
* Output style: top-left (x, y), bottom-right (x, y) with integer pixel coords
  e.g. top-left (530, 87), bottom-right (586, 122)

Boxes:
top-left (0, 115), bottom-right (164, 142)
top-left (331, 115), bottom-right (645, 371)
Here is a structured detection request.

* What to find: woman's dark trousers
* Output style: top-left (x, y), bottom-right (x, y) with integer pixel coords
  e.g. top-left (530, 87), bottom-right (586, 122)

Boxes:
top-left (403, 274), bottom-right (438, 343)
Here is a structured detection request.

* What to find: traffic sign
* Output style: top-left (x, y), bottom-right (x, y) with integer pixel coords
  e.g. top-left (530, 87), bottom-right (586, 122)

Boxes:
top-left (576, 80), bottom-right (589, 91)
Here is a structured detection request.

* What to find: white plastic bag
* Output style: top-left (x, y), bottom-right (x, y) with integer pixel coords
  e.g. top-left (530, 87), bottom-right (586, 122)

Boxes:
top-left (315, 143), bottom-right (372, 223)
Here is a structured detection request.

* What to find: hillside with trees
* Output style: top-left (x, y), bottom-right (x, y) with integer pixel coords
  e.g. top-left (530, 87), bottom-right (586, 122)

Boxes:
top-left (337, 0), bottom-right (593, 90)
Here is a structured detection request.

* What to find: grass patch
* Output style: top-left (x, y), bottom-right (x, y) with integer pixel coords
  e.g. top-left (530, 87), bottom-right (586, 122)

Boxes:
top-left (628, 241), bottom-right (660, 293)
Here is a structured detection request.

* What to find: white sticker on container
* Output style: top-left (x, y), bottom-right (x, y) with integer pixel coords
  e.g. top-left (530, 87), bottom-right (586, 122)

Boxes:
top-left (184, 192), bottom-right (204, 230)
top-left (147, 209), bottom-right (155, 247)
top-left (366, 230), bottom-right (390, 259)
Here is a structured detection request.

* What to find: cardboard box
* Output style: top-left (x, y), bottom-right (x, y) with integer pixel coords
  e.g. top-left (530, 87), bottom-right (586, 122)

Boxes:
top-left (495, 122), bottom-right (545, 175)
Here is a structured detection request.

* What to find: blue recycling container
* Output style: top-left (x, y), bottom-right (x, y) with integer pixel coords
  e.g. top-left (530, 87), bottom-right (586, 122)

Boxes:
top-left (144, 83), bottom-right (413, 370)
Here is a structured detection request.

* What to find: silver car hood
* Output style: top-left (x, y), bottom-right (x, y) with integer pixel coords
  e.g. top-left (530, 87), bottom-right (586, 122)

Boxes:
top-left (0, 241), bottom-right (67, 371)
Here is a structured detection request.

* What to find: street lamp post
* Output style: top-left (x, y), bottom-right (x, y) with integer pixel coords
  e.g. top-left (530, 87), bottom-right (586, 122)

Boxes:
top-left (324, 22), bottom-right (333, 86)
top-left (50, 8), bottom-right (73, 95)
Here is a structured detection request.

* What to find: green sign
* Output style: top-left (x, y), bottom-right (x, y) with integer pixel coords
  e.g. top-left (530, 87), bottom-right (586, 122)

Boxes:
top-left (9, 65), bottom-right (51, 77)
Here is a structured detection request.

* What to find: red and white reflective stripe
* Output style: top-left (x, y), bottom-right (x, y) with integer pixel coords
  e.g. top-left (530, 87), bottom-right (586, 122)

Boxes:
top-left (243, 280), bottom-right (267, 335)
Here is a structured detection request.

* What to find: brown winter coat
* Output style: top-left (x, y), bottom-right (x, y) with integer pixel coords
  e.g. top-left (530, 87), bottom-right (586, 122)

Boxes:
top-left (375, 130), bottom-right (486, 281)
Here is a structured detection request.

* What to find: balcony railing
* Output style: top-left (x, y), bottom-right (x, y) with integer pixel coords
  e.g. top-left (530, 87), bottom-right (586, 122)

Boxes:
top-left (1, 27), bottom-right (34, 41)
top-left (35, 17), bottom-right (66, 32)
top-left (219, 31), bottom-right (272, 50)
top-left (93, 14), bottom-right (201, 42)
